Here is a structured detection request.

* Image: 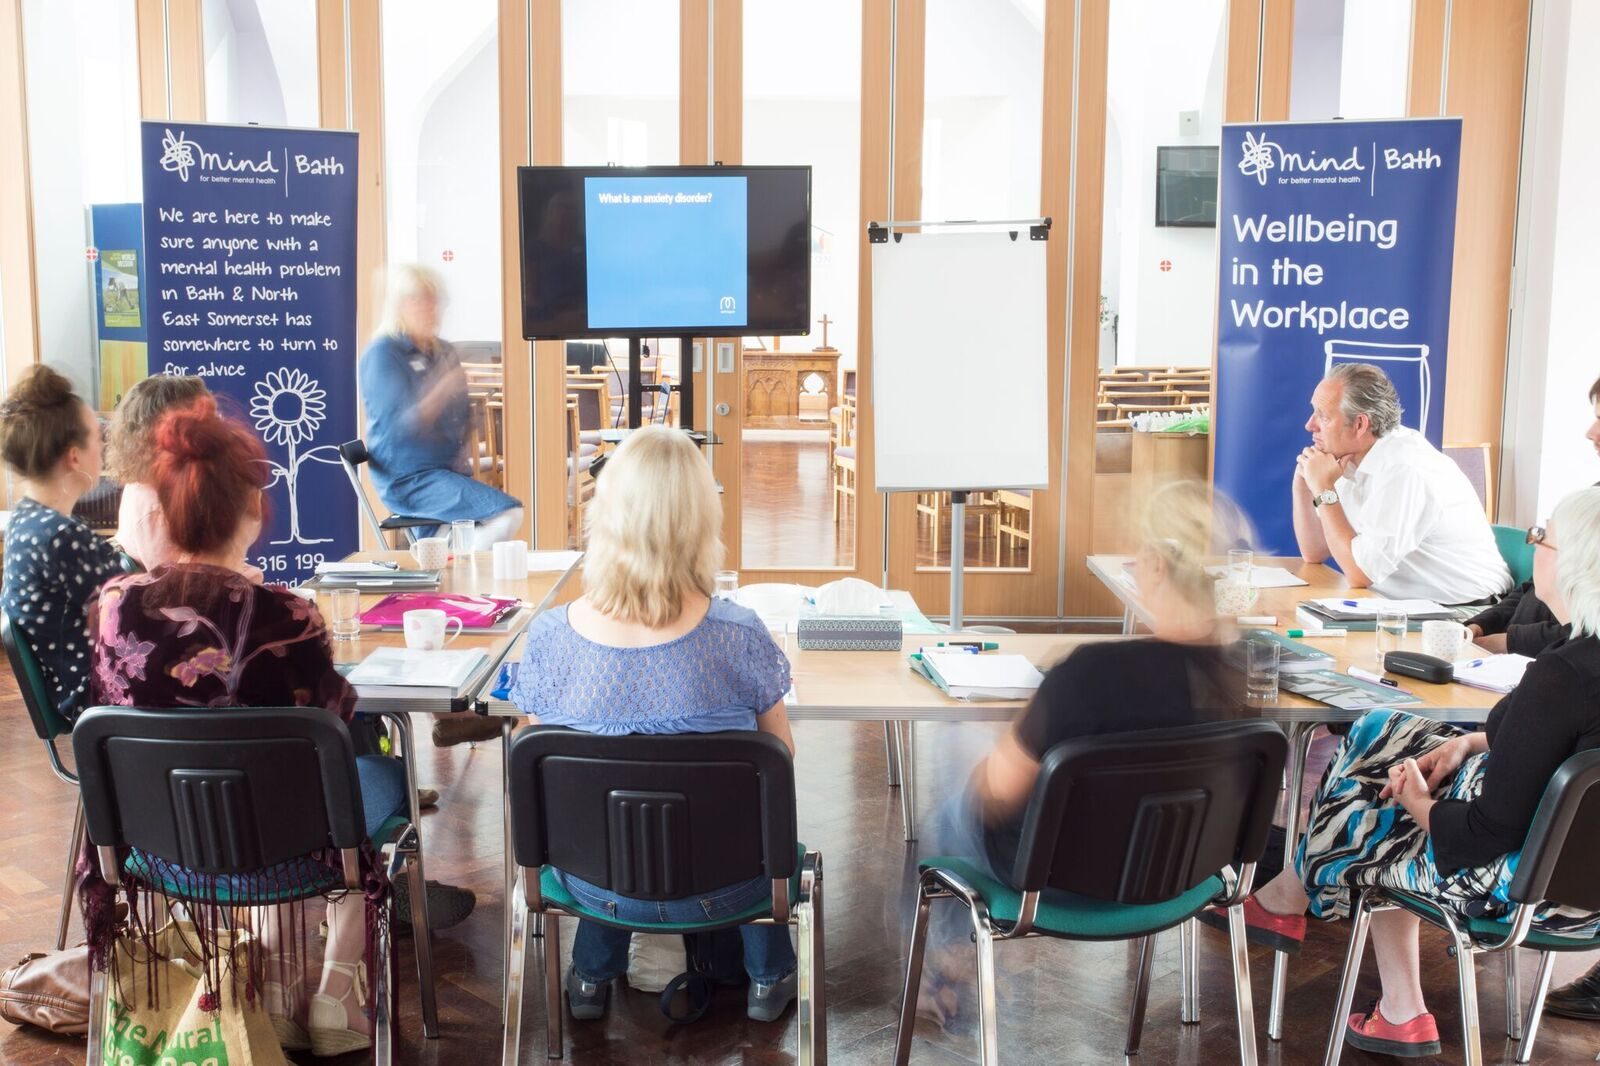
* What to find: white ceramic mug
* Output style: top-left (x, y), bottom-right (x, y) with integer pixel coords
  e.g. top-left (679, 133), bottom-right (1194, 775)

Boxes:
top-left (411, 536), bottom-right (450, 570)
top-left (1213, 578), bottom-right (1259, 617)
top-left (492, 539), bottom-right (530, 580)
top-left (1421, 620), bottom-right (1472, 661)
top-left (403, 608), bottom-right (462, 651)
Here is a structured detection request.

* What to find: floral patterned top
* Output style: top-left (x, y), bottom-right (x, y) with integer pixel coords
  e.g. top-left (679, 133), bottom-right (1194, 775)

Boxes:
top-left (88, 563), bottom-right (354, 717)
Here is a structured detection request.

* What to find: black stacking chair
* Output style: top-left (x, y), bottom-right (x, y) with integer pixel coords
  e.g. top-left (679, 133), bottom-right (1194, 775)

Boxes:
top-left (338, 439), bottom-right (447, 546)
top-left (72, 706), bottom-right (430, 1065)
top-left (894, 719), bottom-right (1287, 1066)
top-left (501, 726), bottom-right (825, 1064)
top-left (2, 610), bottom-right (84, 950)
top-left (1325, 748), bottom-right (1600, 1066)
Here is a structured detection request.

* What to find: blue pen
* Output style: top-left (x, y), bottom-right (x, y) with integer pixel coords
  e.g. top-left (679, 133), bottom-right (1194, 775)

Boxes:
top-left (1343, 599), bottom-right (1361, 607)
top-left (1464, 658), bottom-right (1485, 669)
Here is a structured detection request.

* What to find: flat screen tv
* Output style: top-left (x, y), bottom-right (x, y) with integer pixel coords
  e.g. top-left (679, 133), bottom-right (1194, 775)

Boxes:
top-left (1155, 146), bottom-right (1218, 228)
top-left (517, 165), bottom-right (812, 339)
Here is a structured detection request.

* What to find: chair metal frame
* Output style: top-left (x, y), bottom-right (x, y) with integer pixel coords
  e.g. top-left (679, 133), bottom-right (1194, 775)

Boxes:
top-left (498, 728), bottom-right (826, 1064)
top-left (337, 439), bottom-right (446, 547)
top-left (1, 610), bottom-right (85, 950)
top-left (892, 720), bottom-right (1287, 1066)
top-left (1324, 748), bottom-right (1600, 1066)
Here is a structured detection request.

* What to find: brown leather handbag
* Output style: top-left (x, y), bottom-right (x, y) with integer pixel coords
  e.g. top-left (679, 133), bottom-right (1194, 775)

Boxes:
top-left (0, 946), bottom-right (89, 1036)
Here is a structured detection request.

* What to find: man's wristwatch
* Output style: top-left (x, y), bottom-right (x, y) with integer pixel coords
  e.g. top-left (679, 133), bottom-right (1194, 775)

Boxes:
top-left (1311, 488), bottom-right (1340, 509)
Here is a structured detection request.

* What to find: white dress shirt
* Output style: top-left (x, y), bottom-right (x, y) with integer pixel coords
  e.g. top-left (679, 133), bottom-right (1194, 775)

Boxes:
top-left (1333, 427), bottom-right (1511, 603)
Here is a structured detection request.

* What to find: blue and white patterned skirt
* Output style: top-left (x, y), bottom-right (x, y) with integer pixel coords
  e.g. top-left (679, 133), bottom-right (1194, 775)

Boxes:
top-left (1295, 708), bottom-right (1600, 939)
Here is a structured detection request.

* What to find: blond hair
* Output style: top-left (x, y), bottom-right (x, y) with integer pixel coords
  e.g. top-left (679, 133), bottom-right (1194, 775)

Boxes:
top-left (1552, 487), bottom-right (1600, 639)
top-left (1137, 480), bottom-right (1256, 611)
top-left (376, 263), bottom-right (446, 340)
top-left (582, 426), bottom-right (724, 626)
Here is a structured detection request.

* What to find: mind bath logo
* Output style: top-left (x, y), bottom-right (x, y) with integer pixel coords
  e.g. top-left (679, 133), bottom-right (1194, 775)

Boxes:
top-left (1238, 129), bottom-right (1365, 185)
top-left (158, 127), bottom-right (280, 184)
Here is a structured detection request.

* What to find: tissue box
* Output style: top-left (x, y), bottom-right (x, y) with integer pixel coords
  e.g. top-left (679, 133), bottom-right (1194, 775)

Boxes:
top-left (796, 616), bottom-right (903, 651)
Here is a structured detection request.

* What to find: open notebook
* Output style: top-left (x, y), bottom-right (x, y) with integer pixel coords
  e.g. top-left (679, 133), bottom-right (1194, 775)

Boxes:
top-left (909, 648), bottom-right (1044, 700)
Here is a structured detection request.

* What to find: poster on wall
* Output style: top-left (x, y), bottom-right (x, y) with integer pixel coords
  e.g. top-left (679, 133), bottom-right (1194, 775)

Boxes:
top-left (89, 203), bottom-right (150, 408)
top-left (141, 121), bottom-right (359, 588)
top-left (1214, 118), bottom-right (1462, 554)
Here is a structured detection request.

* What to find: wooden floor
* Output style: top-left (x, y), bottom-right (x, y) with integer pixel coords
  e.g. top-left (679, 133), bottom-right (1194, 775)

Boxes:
top-left (5, 670), bottom-right (1600, 1063)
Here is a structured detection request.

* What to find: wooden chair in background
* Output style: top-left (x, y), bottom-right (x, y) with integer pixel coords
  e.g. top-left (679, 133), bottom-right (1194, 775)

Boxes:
top-left (831, 399), bottom-right (857, 523)
top-left (997, 489), bottom-right (1032, 566)
top-left (1445, 442), bottom-right (1494, 519)
top-left (566, 401), bottom-right (597, 543)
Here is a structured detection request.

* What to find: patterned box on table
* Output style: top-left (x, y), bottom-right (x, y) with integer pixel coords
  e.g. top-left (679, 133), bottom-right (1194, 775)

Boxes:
top-left (795, 616), bottom-right (903, 651)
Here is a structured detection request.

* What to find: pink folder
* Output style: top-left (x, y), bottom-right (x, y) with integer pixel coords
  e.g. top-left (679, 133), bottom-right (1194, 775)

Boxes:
top-left (358, 592), bottom-right (520, 628)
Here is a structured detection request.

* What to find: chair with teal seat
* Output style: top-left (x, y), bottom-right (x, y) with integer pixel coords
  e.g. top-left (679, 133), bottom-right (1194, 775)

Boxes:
top-left (1494, 524), bottom-right (1535, 585)
top-left (501, 726), bottom-right (825, 1064)
top-left (1325, 747), bottom-right (1600, 1066)
top-left (71, 704), bottom-right (435, 1065)
top-left (893, 719), bottom-right (1288, 1066)
top-left (2, 609), bottom-right (84, 950)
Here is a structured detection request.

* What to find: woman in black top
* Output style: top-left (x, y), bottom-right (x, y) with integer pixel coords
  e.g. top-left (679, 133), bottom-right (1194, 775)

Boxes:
top-left (0, 367), bottom-right (122, 721)
top-left (916, 482), bottom-right (1246, 1025)
top-left (1226, 487), bottom-right (1600, 1058)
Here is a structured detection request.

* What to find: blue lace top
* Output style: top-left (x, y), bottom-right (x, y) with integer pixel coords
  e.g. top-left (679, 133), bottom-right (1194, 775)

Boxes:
top-left (509, 597), bottom-right (790, 735)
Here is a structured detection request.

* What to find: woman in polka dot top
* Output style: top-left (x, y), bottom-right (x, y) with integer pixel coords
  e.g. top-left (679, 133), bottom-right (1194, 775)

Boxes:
top-left (1, 366), bottom-right (122, 722)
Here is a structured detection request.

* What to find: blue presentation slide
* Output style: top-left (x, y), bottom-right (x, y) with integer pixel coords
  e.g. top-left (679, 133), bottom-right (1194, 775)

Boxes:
top-left (584, 175), bottom-right (747, 329)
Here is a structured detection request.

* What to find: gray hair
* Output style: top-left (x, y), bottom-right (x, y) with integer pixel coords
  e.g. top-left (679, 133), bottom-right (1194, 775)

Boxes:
top-left (1327, 363), bottom-right (1403, 437)
top-left (1553, 487), bottom-right (1600, 639)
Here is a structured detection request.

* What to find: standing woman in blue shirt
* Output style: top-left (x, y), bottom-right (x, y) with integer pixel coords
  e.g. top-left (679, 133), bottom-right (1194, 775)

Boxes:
top-left (358, 264), bottom-right (523, 548)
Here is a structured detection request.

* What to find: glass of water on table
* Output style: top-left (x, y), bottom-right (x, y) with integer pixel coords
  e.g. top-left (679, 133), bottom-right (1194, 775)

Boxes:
top-left (1375, 605), bottom-right (1408, 671)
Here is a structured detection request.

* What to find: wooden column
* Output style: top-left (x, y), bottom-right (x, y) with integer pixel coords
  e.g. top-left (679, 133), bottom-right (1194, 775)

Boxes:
top-left (528, 0), bottom-right (565, 548)
top-left (134, 0), bottom-right (205, 121)
top-left (0, 0), bottom-right (38, 408)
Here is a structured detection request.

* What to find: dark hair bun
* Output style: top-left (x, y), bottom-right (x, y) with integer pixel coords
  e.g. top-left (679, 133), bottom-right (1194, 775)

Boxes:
top-left (0, 365), bottom-right (89, 478)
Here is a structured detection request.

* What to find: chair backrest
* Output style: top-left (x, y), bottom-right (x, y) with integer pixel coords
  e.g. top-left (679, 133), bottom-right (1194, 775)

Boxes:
top-left (1493, 523), bottom-right (1535, 585)
top-left (568, 382), bottom-right (605, 432)
top-left (71, 706), bottom-right (367, 881)
top-left (507, 727), bottom-right (798, 900)
top-left (1013, 719), bottom-right (1287, 903)
top-left (338, 439), bottom-right (389, 543)
top-left (1506, 748), bottom-right (1600, 912)
top-left (1445, 443), bottom-right (1493, 518)
top-left (1, 609), bottom-right (68, 741)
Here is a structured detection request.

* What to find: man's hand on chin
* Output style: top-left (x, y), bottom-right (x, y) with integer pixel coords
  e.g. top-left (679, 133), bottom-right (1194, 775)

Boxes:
top-left (1301, 448), bottom-right (1345, 495)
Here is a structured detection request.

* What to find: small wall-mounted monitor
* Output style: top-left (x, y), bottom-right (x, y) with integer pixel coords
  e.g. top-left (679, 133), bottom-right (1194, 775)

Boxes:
top-left (1155, 146), bottom-right (1219, 228)
top-left (517, 165), bottom-right (812, 339)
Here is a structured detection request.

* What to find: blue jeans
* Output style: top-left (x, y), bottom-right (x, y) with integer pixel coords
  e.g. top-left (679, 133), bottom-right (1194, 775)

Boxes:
top-left (355, 754), bottom-right (408, 839)
top-left (557, 870), bottom-right (797, 985)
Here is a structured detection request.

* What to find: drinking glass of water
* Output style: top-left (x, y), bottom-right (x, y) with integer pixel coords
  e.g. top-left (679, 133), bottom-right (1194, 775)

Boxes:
top-left (714, 570), bottom-right (739, 599)
top-left (1375, 605), bottom-right (1408, 671)
top-left (451, 520), bottom-right (475, 565)
top-left (1227, 548), bottom-right (1254, 583)
top-left (329, 588), bottom-right (361, 642)
top-left (1245, 638), bottom-right (1280, 704)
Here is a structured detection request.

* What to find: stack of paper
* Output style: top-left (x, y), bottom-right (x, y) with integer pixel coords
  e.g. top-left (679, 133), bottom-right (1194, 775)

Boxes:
top-left (1204, 564), bottom-right (1310, 588)
top-left (346, 647), bottom-right (488, 697)
top-left (309, 562), bottom-right (441, 590)
top-left (1298, 598), bottom-right (1457, 629)
top-left (1453, 654), bottom-right (1534, 694)
top-left (910, 649), bottom-right (1044, 700)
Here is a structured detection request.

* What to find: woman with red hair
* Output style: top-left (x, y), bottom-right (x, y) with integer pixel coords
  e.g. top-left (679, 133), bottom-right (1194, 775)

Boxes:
top-left (85, 396), bottom-right (404, 1056)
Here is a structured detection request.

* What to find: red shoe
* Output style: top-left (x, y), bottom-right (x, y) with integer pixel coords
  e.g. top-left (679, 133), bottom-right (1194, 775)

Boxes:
top-left (1345, 1000), bottom-right (1442, 1058)
top-left (1194, 894), bottom-right (1306, 954)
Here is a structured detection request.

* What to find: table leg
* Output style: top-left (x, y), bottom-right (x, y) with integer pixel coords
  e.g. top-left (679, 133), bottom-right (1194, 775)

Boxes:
top-left (1121, 607), bottom-right (1135, 636)
top-left (885, 720), bottom-right (901, 787)
top-left (1269, 723), bottom-right (1317, 1041)
top-left (382, 711), bottom-right (439, 1037)
top-left (896, 721), bottom-right (918, 842)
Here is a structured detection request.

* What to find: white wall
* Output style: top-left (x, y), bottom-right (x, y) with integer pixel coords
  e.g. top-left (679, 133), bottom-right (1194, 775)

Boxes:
top-left (203, 0), bottom-right (318, 128)
top-left (1504, 0), bottom-right (1600, 522)
top-left (1103, 0), bottom-right (1226, 366)
top-left (381, 1), bottom-right (502, 343)
top-left (1290, 0), bottom-right (1344, 121)
top-left (22, 0), bottom-right (142, 403)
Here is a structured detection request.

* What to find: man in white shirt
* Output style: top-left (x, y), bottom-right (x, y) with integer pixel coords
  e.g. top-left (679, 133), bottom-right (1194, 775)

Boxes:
top-left (1291, 362), bottom-right (1511, 603)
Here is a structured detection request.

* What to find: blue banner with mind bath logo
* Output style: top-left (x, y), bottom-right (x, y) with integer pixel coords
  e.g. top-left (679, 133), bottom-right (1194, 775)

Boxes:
top-left (141, 121), bottom-right (359, 587)
top-left (1214, 118), bottom-right (1462, 555)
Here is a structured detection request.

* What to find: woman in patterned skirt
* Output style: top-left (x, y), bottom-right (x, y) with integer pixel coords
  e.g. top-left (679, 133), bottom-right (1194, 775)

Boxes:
top-left (1204, 486), bottom-right (1600, 1058)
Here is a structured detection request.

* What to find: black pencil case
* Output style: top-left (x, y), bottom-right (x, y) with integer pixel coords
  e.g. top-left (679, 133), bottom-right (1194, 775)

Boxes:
top-left (1384, 651), bottom-right (1454, 684)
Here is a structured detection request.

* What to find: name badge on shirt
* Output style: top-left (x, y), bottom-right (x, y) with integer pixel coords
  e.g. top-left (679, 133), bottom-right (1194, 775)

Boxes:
top-left (409, 358), bottom-right (427, 373)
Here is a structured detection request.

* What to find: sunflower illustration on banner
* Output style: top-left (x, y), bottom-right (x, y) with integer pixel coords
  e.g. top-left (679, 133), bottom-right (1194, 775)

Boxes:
top-left (250, 367), bottom-right (343, 546)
